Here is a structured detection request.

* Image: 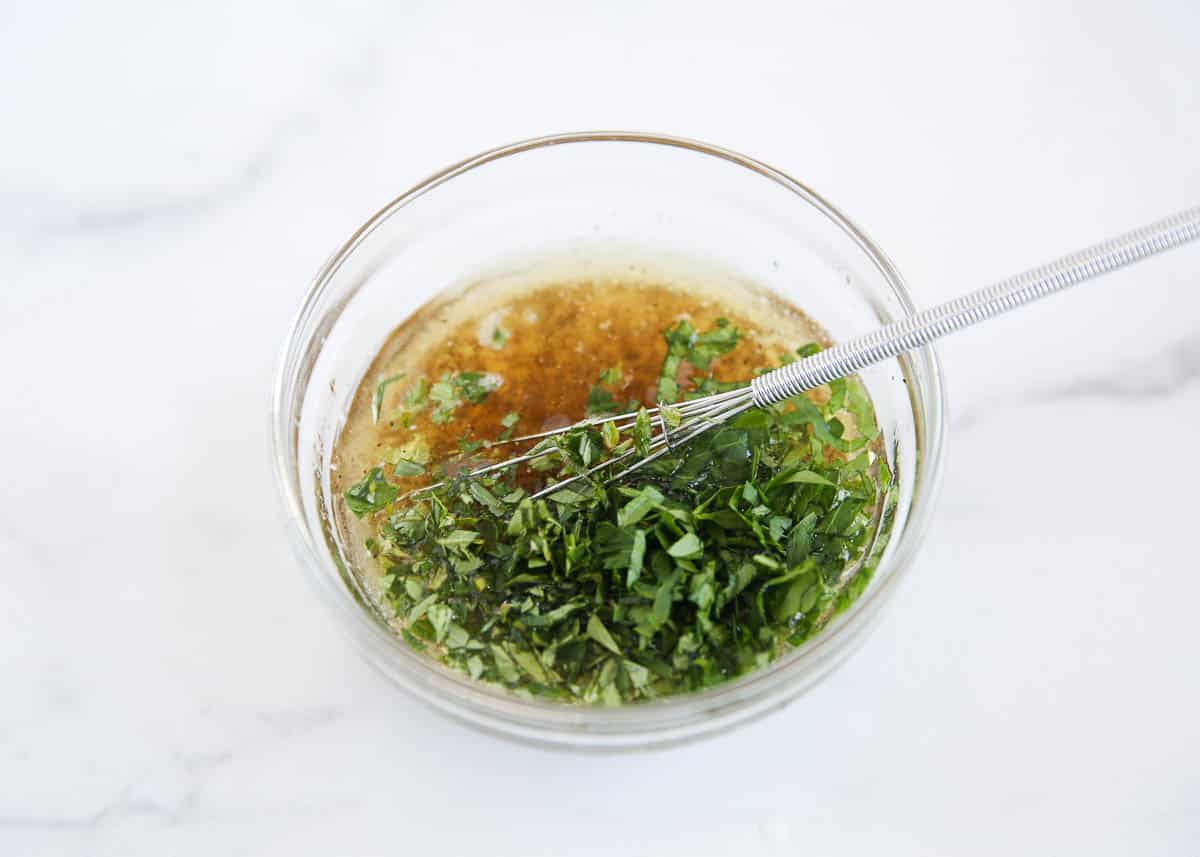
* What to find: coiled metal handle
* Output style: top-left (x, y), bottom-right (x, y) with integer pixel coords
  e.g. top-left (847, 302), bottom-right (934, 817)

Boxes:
top-left (751, 205), bottom-right (1200, 407)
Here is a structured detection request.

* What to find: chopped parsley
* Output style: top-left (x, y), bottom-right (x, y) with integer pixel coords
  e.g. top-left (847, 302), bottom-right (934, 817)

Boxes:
top-left (585, 365), bottom-right (638, 417)
top-left (344, 320), bottom-right (888, 704)
top-left (371, 373), bottom-right (405, 424)
top-left (392, 459), bottom-right (425, 478)
top-left (429, 371), bottom-right (502, 423)
top-left (344, 467), bottom-right (400, 516)
top-left (388, 376), bottom-right (429, 428)
top-left (499, 411), bottom-right (521, 440)
top-left (657, 317), bottom-right (740, 403)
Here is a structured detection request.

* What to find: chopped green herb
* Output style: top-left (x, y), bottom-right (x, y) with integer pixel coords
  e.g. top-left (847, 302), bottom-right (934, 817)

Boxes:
top-left (457, 437), bottom-right (484, 455)
top-left (371, 373), bottom-right (405, 424)
top-left (689, 317), bottom-right (740, 370)
top-left (587, 614), bottom-right (623, 655)
top-left (656, 318), bottom-right (742, 403)
top-left (453, 371), bottom-right (500, 404)
top-left (346, 317), bottom-right (888, 703)
top-left (429, 379), bottom-right (458, 423)
top-left (498, 411), bottom-right (521, 441)
top-left (344, 467), bottom-right (399, 517)
top-left (633, 407), bottom-right (653, 456)
top-left (617, 485), bottom-right (664, 527)
top-left (667, 532), bottom-right (703, 559)
top-left (392, 459), bottom-right (425, 478)
top-left (426, 371), bottom-right (502, 424)
top-left (385, 377), bottom-right (429, 428)
top-left (586, 384), bottom-right (618, 417)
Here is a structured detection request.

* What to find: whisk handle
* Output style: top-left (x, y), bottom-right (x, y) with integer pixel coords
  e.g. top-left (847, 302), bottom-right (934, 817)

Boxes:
top-left (750, 205), bottom-right (1200, 407)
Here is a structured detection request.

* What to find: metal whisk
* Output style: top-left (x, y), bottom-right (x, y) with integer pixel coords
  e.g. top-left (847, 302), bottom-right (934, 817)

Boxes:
top-left (426, 205), bottom-right (1200, 499)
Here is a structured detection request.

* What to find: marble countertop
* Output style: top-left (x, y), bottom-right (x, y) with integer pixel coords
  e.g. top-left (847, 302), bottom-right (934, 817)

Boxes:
top-left (3, 2), bottom-right (1199, 854)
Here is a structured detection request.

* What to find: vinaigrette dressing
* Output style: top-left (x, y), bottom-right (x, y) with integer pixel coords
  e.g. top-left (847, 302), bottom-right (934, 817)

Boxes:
top-left (332, 273), bottom-right (831, 607)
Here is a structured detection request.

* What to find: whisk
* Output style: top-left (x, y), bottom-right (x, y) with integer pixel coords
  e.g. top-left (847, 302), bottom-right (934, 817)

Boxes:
top-left (423, 205), bottom-right (1200, 499)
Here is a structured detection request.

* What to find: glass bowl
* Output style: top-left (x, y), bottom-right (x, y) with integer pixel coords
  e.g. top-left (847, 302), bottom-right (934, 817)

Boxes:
top-left (272, 132), bottom-right (945, 750)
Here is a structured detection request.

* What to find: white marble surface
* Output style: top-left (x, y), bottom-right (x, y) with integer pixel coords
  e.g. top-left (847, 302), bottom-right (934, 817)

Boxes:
top-left (3, 2), bottom-right (1199, 854)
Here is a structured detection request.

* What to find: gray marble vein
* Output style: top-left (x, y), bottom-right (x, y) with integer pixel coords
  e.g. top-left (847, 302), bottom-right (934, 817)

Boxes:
top-left (954, 335), bottom-right (1200, 429)
top-left (10, 118), bottom-right (301, 242)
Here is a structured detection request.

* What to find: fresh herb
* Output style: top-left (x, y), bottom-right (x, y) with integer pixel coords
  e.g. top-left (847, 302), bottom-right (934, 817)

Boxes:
top-left (457, 436), bottom-right (484, 456)
top-left (390, 377), bottom-right (429, 428)
top-left (499, 411), bottom-right (521, 441)
top-left (344, 467), bottom-right (400, 517)
top-left (490, 326), bottom-right (510, 350)
top-left (371, 373), bottom-right (405, 424)
top-left (656, 318), bottom-right (741, 403)
top-left (689, 317), bottom-right (740, 370)
top-left (429, 379), bottom-right (458, 424)
top-left (454, 371), bottom-right (500, 404)
top-left (345, 319), bottom-right (888, 704)
top-left (392, 459), bottom-right (425, 478)
top-left (586, 385), bottom-right (618, 417)
top-left (429, 371), bottom-right (501, 423)
top-left (632, 407), bottom-right (653, 456)
top-left (586, 365), bottom-right (637, 417)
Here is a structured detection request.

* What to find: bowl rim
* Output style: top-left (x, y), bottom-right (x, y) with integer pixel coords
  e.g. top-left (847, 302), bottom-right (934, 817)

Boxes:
top-left (271, 131), bottom-right (946, 747)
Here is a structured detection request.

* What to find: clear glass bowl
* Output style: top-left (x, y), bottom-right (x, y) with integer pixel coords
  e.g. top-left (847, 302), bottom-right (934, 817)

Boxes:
top-left (272, 132), bottom-right (946, 750)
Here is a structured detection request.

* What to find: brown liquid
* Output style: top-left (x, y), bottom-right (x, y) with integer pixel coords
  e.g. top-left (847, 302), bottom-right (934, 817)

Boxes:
top-left (332, 272), bottom-right (831, 603)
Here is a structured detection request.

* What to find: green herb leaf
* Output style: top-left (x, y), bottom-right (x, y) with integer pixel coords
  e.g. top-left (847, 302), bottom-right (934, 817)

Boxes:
top-left (453, 371), bottom-right (501, 404)
top-left (490, 644), bottom-right (520, 683)
top-left (512, 648), bottom-right (550, 683)
top-left (523, 602), bottom-right (583, 627)
top-left (429, 379), bottom-right (459, 423)
top-left (633, 407), bottom-right (653, 456)
top-left (371, 373), bottom-right (405, 424)
top-left (587, 614), bottom-right (623, 655)
top-left (497, 410), bottom-right (520, 440)
top-left (467, 482), bottom-right (505, 516)
top-left (427, 603), bottom-right (453, 643)
top-left (846, 377), bottom-right (879, 439)
top-left (627, 529), bottom-right (646, 587)
top-left (586, 385), bottom-right (618, 417)
top-left (779, 469), bottom-right (836, 488)
top-left (667, 532), bottom-right (703, 559)
top-left (689, 317), bottom-right (740, 370)
top-left (436, 529), bottom-right (480, 550)
top-left (617, 485), bottom-right (664, 527)
top-left (642, 569), bottom-right (681, 636)
top-left (392, 459), bottom-right (425, 478)
top-left (344, 467), bottom-right (399, 517)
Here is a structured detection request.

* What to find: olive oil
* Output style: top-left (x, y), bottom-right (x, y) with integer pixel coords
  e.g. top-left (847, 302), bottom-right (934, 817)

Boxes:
top-left (333, 275), bottom-right (830, 498)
